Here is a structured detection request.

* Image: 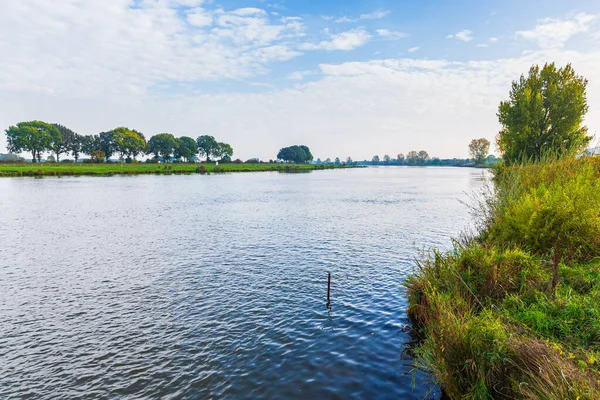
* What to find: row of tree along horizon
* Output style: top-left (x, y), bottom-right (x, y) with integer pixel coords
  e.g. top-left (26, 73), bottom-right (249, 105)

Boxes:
top-left (3, 121), bottom-right (495, 167)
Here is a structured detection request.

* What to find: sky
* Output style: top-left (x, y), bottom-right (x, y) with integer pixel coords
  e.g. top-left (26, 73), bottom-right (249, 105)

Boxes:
top-left (1, 0), bottom-right (600, 161)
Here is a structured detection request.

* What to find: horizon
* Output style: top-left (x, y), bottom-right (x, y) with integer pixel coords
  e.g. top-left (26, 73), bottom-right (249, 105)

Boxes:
top-left (2, 0), bottom-right (600, 161)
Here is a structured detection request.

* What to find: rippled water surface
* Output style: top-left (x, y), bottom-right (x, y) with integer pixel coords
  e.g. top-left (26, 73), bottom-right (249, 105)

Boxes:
top-left (0, 167), bottom-right (487, 399)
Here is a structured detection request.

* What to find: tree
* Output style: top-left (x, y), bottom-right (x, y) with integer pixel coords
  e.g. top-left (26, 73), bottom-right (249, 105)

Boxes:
top-left (277, 145), bottom-right (313, 163)
top-left (497, 63), bottom-right (590, 163)
top-left (80, 135), bottom-right (101, 159)
top-left (51, 123), bottom-right (77, 162)
top-left (406, 151), bottom-right (419, 165)
top-left (98, 131), bottom-right (115, 161)
top-left (91, 150), bottom-right (105, 163)
top-left (469, 138), bottom-right (491, 165)
top-left (397, 153), bottom-right (405, 165)
top-left (335, 157), bottom-right (340, 164)
top-left (215, 142), bottom-right (233, 161)
top-left (383, 154), bottom-right (391, 164)
top-left (148, 133), bottom-right (177, 162)
top-left (417, 150), bottom-right (430, 165)
top-left (325, 158), bottom-right (331, 163)
top-left (174, 136), bottom-right (198, 162)
top-left (346, 157), bottom-right (353, 164)
top-left (71, 134), bottom-right (83, 162)
top-left (113, 127), bottom-right (146, 161)
top-left (197, 135), bottom-right (218, 162)
top-left (372, 155), bottom-right (380, 164)
top-left (5, 121), bottom-right (59, 162)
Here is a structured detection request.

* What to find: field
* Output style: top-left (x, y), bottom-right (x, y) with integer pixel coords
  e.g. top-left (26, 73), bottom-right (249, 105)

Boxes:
top-left (0, 162), bottom-right (355, 177)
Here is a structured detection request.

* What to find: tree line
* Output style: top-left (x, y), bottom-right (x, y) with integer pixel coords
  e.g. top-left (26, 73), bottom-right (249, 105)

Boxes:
top-left (4, 121), bottom-right (233, 163)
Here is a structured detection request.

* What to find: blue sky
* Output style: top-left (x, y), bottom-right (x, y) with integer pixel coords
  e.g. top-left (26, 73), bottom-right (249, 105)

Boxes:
top-left (1, 0), bottom-right (600, 160)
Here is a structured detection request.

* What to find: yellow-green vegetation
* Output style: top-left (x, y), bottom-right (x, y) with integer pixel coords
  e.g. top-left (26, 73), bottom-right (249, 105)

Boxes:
top-left (0, 162), bottom-right (352, 177)
top-left (406, 156), bottom-right (600, 399)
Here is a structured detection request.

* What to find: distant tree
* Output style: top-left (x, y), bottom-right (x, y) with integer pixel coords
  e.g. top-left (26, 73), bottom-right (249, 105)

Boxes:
top-left (417, 150), bottom-right (430, 165)
top-left (113, 127), bottom-right (146, 161)
top-left (397, 153), bottom-right (405, 165)
top-left (335, 157), bottom-right (340, 164)
top-left (130, 130), bottom-right (147, 160)
top-left (5, 121), bottom-right (59, 162)
top-left (316, 158), bottom-right (322, 164)
top-left (277, 145), bottom-right (313, 163)
top-left (406, 151), bottom-right (419, 165)
top-left (46, 154), bottom-right (56, 162)
top-left (174, 136), bottom-right (198, 162)
top-left (91, 150), bottom-right (105, 163)
top-left (215, 142), bottom-right (234, 160)
top-left (372, 155), bottom-right (380, 164)
top-left (469, 138), bottom-right (491, 165)
top-left (51, 123), bottom-right (78, 162)
top-left (346, 157), bottom-right (353, 164)
top-left (383, 154), bottom-right (391, 164)
top-left (148, 133), bottom-right (177, 162)
top-left (98, 131), bottom-right (115, 161)
top-left (431, 157), bottom-right (441, 165)
top-left (71, 134), bottom-right (83, 162)
top-left (197, 135), bottom-right (219, 162)
top-left (325, 158), bottom-right (331, 163)
top-left (497, 63), bottom-right (590, 163)
top-left (80, 135), bottom-right (101, 159)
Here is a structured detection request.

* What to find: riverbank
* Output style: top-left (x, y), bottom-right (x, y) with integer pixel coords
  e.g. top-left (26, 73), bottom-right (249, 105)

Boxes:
top-left (406, 156), bottom-right (600, 399)
top-left (0, 162), bottom-right (357, 177)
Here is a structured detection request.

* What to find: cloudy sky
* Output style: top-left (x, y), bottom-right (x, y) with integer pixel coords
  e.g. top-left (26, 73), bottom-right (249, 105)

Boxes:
top-left (1, 0), bottom-right (600, 161)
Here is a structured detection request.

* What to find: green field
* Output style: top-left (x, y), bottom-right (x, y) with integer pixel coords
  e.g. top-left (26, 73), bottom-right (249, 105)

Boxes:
top-left (0, 162), bottom-right (356, 177)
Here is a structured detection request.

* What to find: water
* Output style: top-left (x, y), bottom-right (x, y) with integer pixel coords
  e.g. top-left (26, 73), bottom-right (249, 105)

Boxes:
top-left (0, 167), bottom-right (487, 399)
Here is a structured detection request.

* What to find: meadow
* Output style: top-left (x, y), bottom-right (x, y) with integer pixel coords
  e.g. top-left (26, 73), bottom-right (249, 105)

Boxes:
top-left (0, 162), bottom-right (353, 177)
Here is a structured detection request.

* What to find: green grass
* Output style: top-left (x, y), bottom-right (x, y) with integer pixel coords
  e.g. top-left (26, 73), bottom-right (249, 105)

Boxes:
top-left (406, 156), bottom-right (600, 399)
top-left (0, 162), bottom-right (356, 177)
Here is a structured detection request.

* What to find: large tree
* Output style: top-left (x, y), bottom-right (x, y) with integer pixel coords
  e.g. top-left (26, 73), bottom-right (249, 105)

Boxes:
top-left (397, 153), bottom-right (405, 165)
top-left (5, 121), bottom-right (59, 162)
top-left (497, 63), bottom-right (590, 163)
top-left (196, 135), bottom-right (218, 162)
top-left (277, 145), bottom-right (313, 163)
top-left (51, 123), bottom-right (78, 162)
top-left (469, 138), bottom-right (491, 165)
top-left (98, 131), bottom-right (115, 161)
top-left (112, 127), bottom-right (146, 161)
top-left (148, 133), bottom-right (177, 162)
top-left (215, 142), bottom-right (233, 161)
top-left (174, 136), bottom-right (198, 162)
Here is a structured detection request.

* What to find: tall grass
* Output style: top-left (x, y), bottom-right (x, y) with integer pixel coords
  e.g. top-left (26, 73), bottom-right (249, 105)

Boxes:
top-left (406, 155), bottom-right (600, 399)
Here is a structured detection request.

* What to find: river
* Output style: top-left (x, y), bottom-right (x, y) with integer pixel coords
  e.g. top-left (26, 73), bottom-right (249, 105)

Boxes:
top-left (0, 166), bottom-right (487, 399)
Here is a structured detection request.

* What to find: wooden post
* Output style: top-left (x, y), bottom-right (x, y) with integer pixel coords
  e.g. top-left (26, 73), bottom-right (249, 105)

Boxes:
top-left (326, 272), bottom-right (331, 308)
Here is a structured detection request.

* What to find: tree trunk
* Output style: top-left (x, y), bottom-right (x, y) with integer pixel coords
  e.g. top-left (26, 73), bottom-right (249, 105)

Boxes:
top-left (56, 152), bottom-right (60, 163)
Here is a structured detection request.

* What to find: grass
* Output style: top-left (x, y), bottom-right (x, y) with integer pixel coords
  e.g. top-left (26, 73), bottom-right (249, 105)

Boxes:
top-left (0, 162), bottom-right (356, 177)
top-left (406, 156), bottom-right (600, 399)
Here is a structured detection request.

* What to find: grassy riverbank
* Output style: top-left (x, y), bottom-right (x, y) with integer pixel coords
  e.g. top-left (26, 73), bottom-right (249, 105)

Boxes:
top-left (0, 162), bottom-right (355, 177)
top-left (406, 156), bottom-right (600, 399)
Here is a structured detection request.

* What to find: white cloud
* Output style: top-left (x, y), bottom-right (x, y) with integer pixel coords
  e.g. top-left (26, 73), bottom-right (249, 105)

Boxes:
top-left (407, 47), bottom-right (419, 53)
top-left (187, 8), bottom-right (213, 27)
top-left (286, 70), bottom-right (317, 80)
top-left (477, 37), bottom-right (499, 48)
top-left (300, 29), bottom-right (371, 51)
top-left (328, 9), bottom-right (390, 23)
top-left (359, 10), bottom-right (390, 20)
top-left (516, 13), bottom-right (598, 49)
top-left (376, 29), bottom-right (408, 40)
top-left (447, 29), bottom-right (474, 42)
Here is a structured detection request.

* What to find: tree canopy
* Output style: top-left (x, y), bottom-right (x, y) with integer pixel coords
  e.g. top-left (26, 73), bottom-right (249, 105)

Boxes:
top-left (469, 138), bottom-right (490, 165)
top-left (5, 121), bottom-right (60, 162)
top-left (113, 127), bottom-right (147, 160)
top-left (277, 145), bottom-right (313, 163)
top-left (148, 133), bottom-right (177, 162)
top-left (497, 63), bottom-right (590, 163)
